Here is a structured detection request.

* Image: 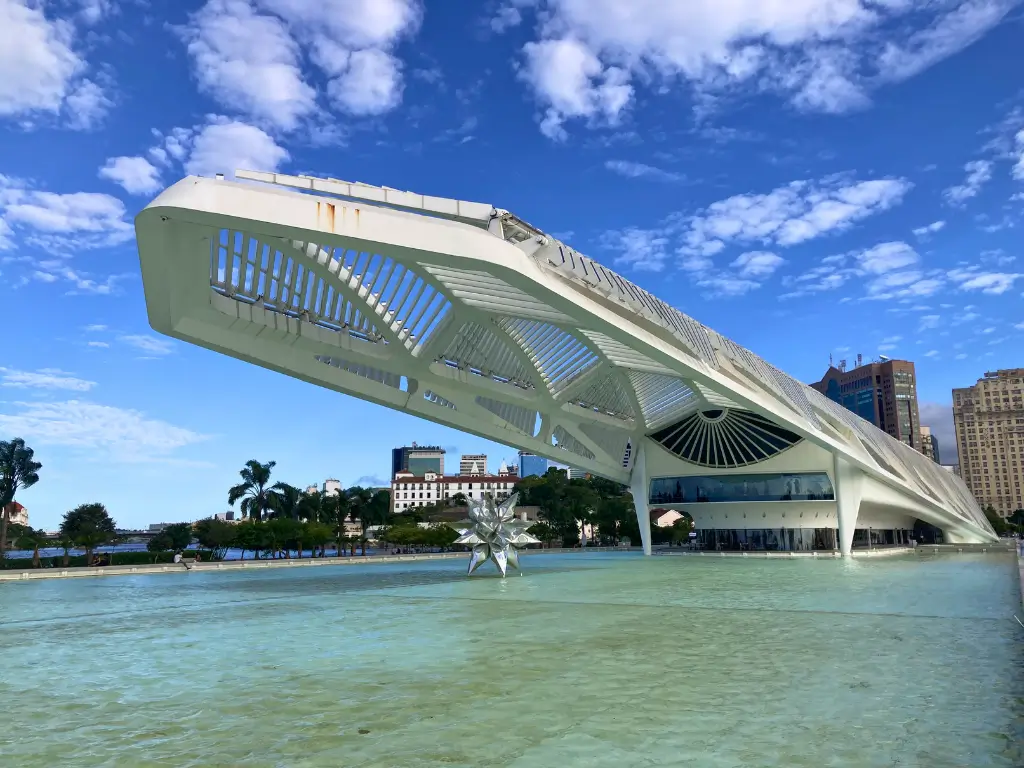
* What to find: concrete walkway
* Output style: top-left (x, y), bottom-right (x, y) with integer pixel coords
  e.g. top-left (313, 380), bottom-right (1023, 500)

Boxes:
top-left (0, 546), bottom-right (632, 583)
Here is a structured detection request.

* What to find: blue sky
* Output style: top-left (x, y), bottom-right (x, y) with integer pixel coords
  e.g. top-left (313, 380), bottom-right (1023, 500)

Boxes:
top-left (2, 0), bottom-right (1023, 530)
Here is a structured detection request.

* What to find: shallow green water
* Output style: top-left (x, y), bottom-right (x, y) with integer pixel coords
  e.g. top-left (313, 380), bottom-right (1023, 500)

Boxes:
top-left (1, 552), bottom-right (1021, 767)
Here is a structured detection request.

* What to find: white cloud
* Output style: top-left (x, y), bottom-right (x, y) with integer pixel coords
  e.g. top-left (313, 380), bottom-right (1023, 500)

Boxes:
top-left (679, 175), bottom-right (911, 255)
top-left (912, 220), bottom-right (945, 238)
top-left (29, 262), bottom-right (128, 294)
top-left (697, 275), bottom-right (760, 297)
top-left (491, 1), bottom-right (530, 33)
top-left (0, 175), bottom-right (133, 251)
top-left (182, 0), bottom-right (315, 131)
top-left (181, 0), bottom-right (421, 128)
top-left (0, 367), bottom-right (95, 391)
top-left (512, 0), bottom-right (1015, 137)
top-left (603, 227), bottom-right (669, 272)
top-left (0, 0), bottom-right (111, 127)
top-left (83, 324), bottom-right (107, 332)
top-left (0, 399), bottom-right (209, 461)
top-left (1015, 321), bottom-right (1024, 330)
top-left (86, 340), bottom-right (109, 348)
top-left (326, 48), bottom-right (404, 115)
top-left (520, 36), bottom-right (632, 141)
top-left (731, 251), bottom-right (784, 279)
top-left (604, 160), bottom-right (682, 182)
top-left (854, 241), bottom-right (919, 274)
top-left (98, 156), bottom-right (162, 195)
top-left (184, 118), bottom-right (290, 177)
top-left (981, 326), bottom-right (996, 333)
top-left (924, 349), bottom-right (940, 358)
top-left (263, 0), bottom-right (421, 116)
top-left (919, 314), bottom-right (941, 330)
top-left (943, 159), bottom-right (993, 204)
top-left (947, 267), bottom-right (1022, 294)
top-left (119, 334), bottom-right (175, 355)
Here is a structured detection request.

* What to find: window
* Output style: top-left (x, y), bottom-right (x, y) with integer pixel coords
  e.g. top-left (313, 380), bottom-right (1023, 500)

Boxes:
top-left (649, 472), bottom-right (835, 504)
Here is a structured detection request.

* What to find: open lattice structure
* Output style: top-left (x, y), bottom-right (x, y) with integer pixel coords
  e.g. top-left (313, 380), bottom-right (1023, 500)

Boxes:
top-left (135, 170), bottom-right (997, 554)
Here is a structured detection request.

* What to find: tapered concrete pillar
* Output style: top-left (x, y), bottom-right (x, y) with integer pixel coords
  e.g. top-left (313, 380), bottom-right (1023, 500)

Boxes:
top-left (629, 442), bottom-right (653, 556)
top-left (833, 454), bottom-right (864, 557)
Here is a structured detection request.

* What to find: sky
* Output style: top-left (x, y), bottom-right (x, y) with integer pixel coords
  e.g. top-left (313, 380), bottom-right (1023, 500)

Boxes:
top-left (1, 0), bottom-right (1023, 530)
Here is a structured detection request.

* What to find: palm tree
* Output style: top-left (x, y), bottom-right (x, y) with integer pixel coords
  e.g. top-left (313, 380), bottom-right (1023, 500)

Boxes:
top-left (299, 490), bottom-right (329, 524)
top-left (0, 438), bottom-right (42, 562)
top-left (56, 534), bottom-right (74, 567)
top-left (267, 482), bottom-right (303, 521)
top-left (346, 487), bottom-right (374, 555)
top-left (329, 492), bottom-right (352, 556)
top-left (227, 460), bottom-right (276, 522)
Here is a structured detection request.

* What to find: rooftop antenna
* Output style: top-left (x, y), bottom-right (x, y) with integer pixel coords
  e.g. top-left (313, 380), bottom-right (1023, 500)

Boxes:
top-left (856, 353), bottom-right (863, 368)
top-left (839, 359), bottom-right (847, 372)
top-left (829, 352), bottom-right (834, 368)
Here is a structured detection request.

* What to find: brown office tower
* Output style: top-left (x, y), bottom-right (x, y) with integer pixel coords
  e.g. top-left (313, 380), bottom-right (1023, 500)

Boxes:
top-left (952, 369), bottom-right (1024, 517)
top-left (810, 358), bottom-right (922, 451)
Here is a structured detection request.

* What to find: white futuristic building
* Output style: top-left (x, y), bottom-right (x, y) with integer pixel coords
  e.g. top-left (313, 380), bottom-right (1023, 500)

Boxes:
top-left (135, 171), bottom-right (997, 555)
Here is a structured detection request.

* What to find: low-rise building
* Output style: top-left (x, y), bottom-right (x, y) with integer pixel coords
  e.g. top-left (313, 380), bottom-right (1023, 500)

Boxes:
top-left (3, 502), bottom-right (28, 527)
top-left (390, 471), bottom-right (518, 513)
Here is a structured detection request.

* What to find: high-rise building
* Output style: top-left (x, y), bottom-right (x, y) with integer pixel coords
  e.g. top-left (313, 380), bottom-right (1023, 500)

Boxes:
top-left (518, 450), bottom-right (548, 478)
top-left (567, 468), bottom-right (589, 480)
top-left (810, 357), bottom-right (922, 451)
top-left (920, 426), bottom-right (940, 463)
top-left (460, 454), bottom-right (487, 475)
top-left (391, 444), bottom-right (445, 478)
top-left (952, 369), bottom-right (1024, 517)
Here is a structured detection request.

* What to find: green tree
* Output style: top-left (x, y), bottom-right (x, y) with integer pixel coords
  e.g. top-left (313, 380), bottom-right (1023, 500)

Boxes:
top-left (0, 438), bottom-right (42, 564)
top-left (267, 482), bottom-right (304, 521)
top-left (325, 491), bottom-right (351, 557)
top-left (450, 492), bottom-right (468, 507)
top-left (193, 518), bottom-right (238, 560)
top-left (227, 460), bottom-right (277, 522)
top-left (299, 490), bottom-right (330, 524)
top-left (234, 520), bottom-right (266, 559)
top-left (984, 505), bottom-right (1010, 536)
top-left (14, 526), bottom-right (47, 568)
top-left (147, 532), bottom-right (173, 562)
top-left (60, 503), bottom-right (116, 564)
top-left (267, 517), bottom-right (301, 557)
top-left (1009, 509), bottom-right (1024, 528)
top-left (304, 522), bottom-right (333, 557)
top-left (527, 521), bottom-right (558, 546)
top-left (163, 522), bottom-right (194, 552)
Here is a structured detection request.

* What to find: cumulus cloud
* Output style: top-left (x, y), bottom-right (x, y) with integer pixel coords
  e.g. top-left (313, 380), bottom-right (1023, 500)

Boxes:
top-left (946, 267), bottom-right (1022, 294)
top-left (678, 175), bottom-right (912, 255)
top-left (181, 0), bottom-right (316, 132)
top-left (181, 0), bottom-right (422, 128)
top-left (184, 119), bottom-right (290, 177)
top-left (0, 0), bottom-right (112, 128)
top-left (0, 175), bottom-right (133, 251)
top-left (98, 156), bottom-right (162, 195)
top-left (603, 227), bottom-right (669, 272)
top-left (511, 0), bottom-right (1016, 137)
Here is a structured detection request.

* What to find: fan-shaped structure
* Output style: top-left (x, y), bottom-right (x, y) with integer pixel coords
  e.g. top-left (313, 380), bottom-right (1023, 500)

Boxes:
top-left (135, 171), bottom-right (997, 556)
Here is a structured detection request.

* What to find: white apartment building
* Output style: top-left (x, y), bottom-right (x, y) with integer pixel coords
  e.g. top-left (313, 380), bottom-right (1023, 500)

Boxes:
top-left (390, 471), bottom-right (517, 513)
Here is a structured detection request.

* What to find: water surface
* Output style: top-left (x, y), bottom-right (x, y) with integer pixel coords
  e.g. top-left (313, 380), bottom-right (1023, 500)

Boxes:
top-left (1, 552), bottom-right (1020, 767)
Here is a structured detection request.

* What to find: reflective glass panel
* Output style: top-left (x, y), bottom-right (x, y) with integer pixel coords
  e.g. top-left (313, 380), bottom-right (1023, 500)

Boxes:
top-left (649, 472), bottom-right (835, 504)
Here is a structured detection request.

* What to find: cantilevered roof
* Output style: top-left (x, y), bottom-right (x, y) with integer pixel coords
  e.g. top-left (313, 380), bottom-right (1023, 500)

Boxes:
top-left (134, 170), bottom-right (996, 541)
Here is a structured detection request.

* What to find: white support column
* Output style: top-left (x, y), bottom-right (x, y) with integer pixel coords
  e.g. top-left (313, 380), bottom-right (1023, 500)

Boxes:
top-left (629, 441), bottom-right (653, 556)
top-left (833, 453), bottom-right (864, 557)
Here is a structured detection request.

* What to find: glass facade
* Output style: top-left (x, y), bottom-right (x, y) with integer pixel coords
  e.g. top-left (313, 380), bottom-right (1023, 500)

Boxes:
top-left (649, 472), bottom-right (835, 504)
top-left (692, 527), bottom-right (916, 552)
top-left (519, 453), bottom-right (549, 478)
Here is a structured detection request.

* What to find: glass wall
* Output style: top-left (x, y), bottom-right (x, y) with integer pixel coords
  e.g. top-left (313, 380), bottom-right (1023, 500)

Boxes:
top-left (691, 527), bottom-right (914, 552)
top-left (649, 472), bottom-right (835, 504)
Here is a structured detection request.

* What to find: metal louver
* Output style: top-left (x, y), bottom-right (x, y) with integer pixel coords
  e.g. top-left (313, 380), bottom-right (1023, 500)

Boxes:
top-left (651, 409), bottom-right (803, 468)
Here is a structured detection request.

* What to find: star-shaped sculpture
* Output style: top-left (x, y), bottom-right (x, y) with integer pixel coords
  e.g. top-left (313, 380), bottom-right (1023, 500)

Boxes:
top-left (449, 493), bottom-right (540, 576)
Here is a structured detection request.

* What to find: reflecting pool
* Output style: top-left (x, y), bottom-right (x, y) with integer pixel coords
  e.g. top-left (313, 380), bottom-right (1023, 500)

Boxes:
top-left (1, 552), bottom-right (1021, 767)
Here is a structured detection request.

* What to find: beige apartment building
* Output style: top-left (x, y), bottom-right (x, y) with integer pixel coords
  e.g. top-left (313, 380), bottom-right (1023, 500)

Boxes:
top-left (952, 369), bottom-right (1024, 517)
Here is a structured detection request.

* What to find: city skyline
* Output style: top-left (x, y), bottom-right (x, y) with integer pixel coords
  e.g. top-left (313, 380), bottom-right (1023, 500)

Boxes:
top-left (1, 1), bottom-right (1022, 529)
